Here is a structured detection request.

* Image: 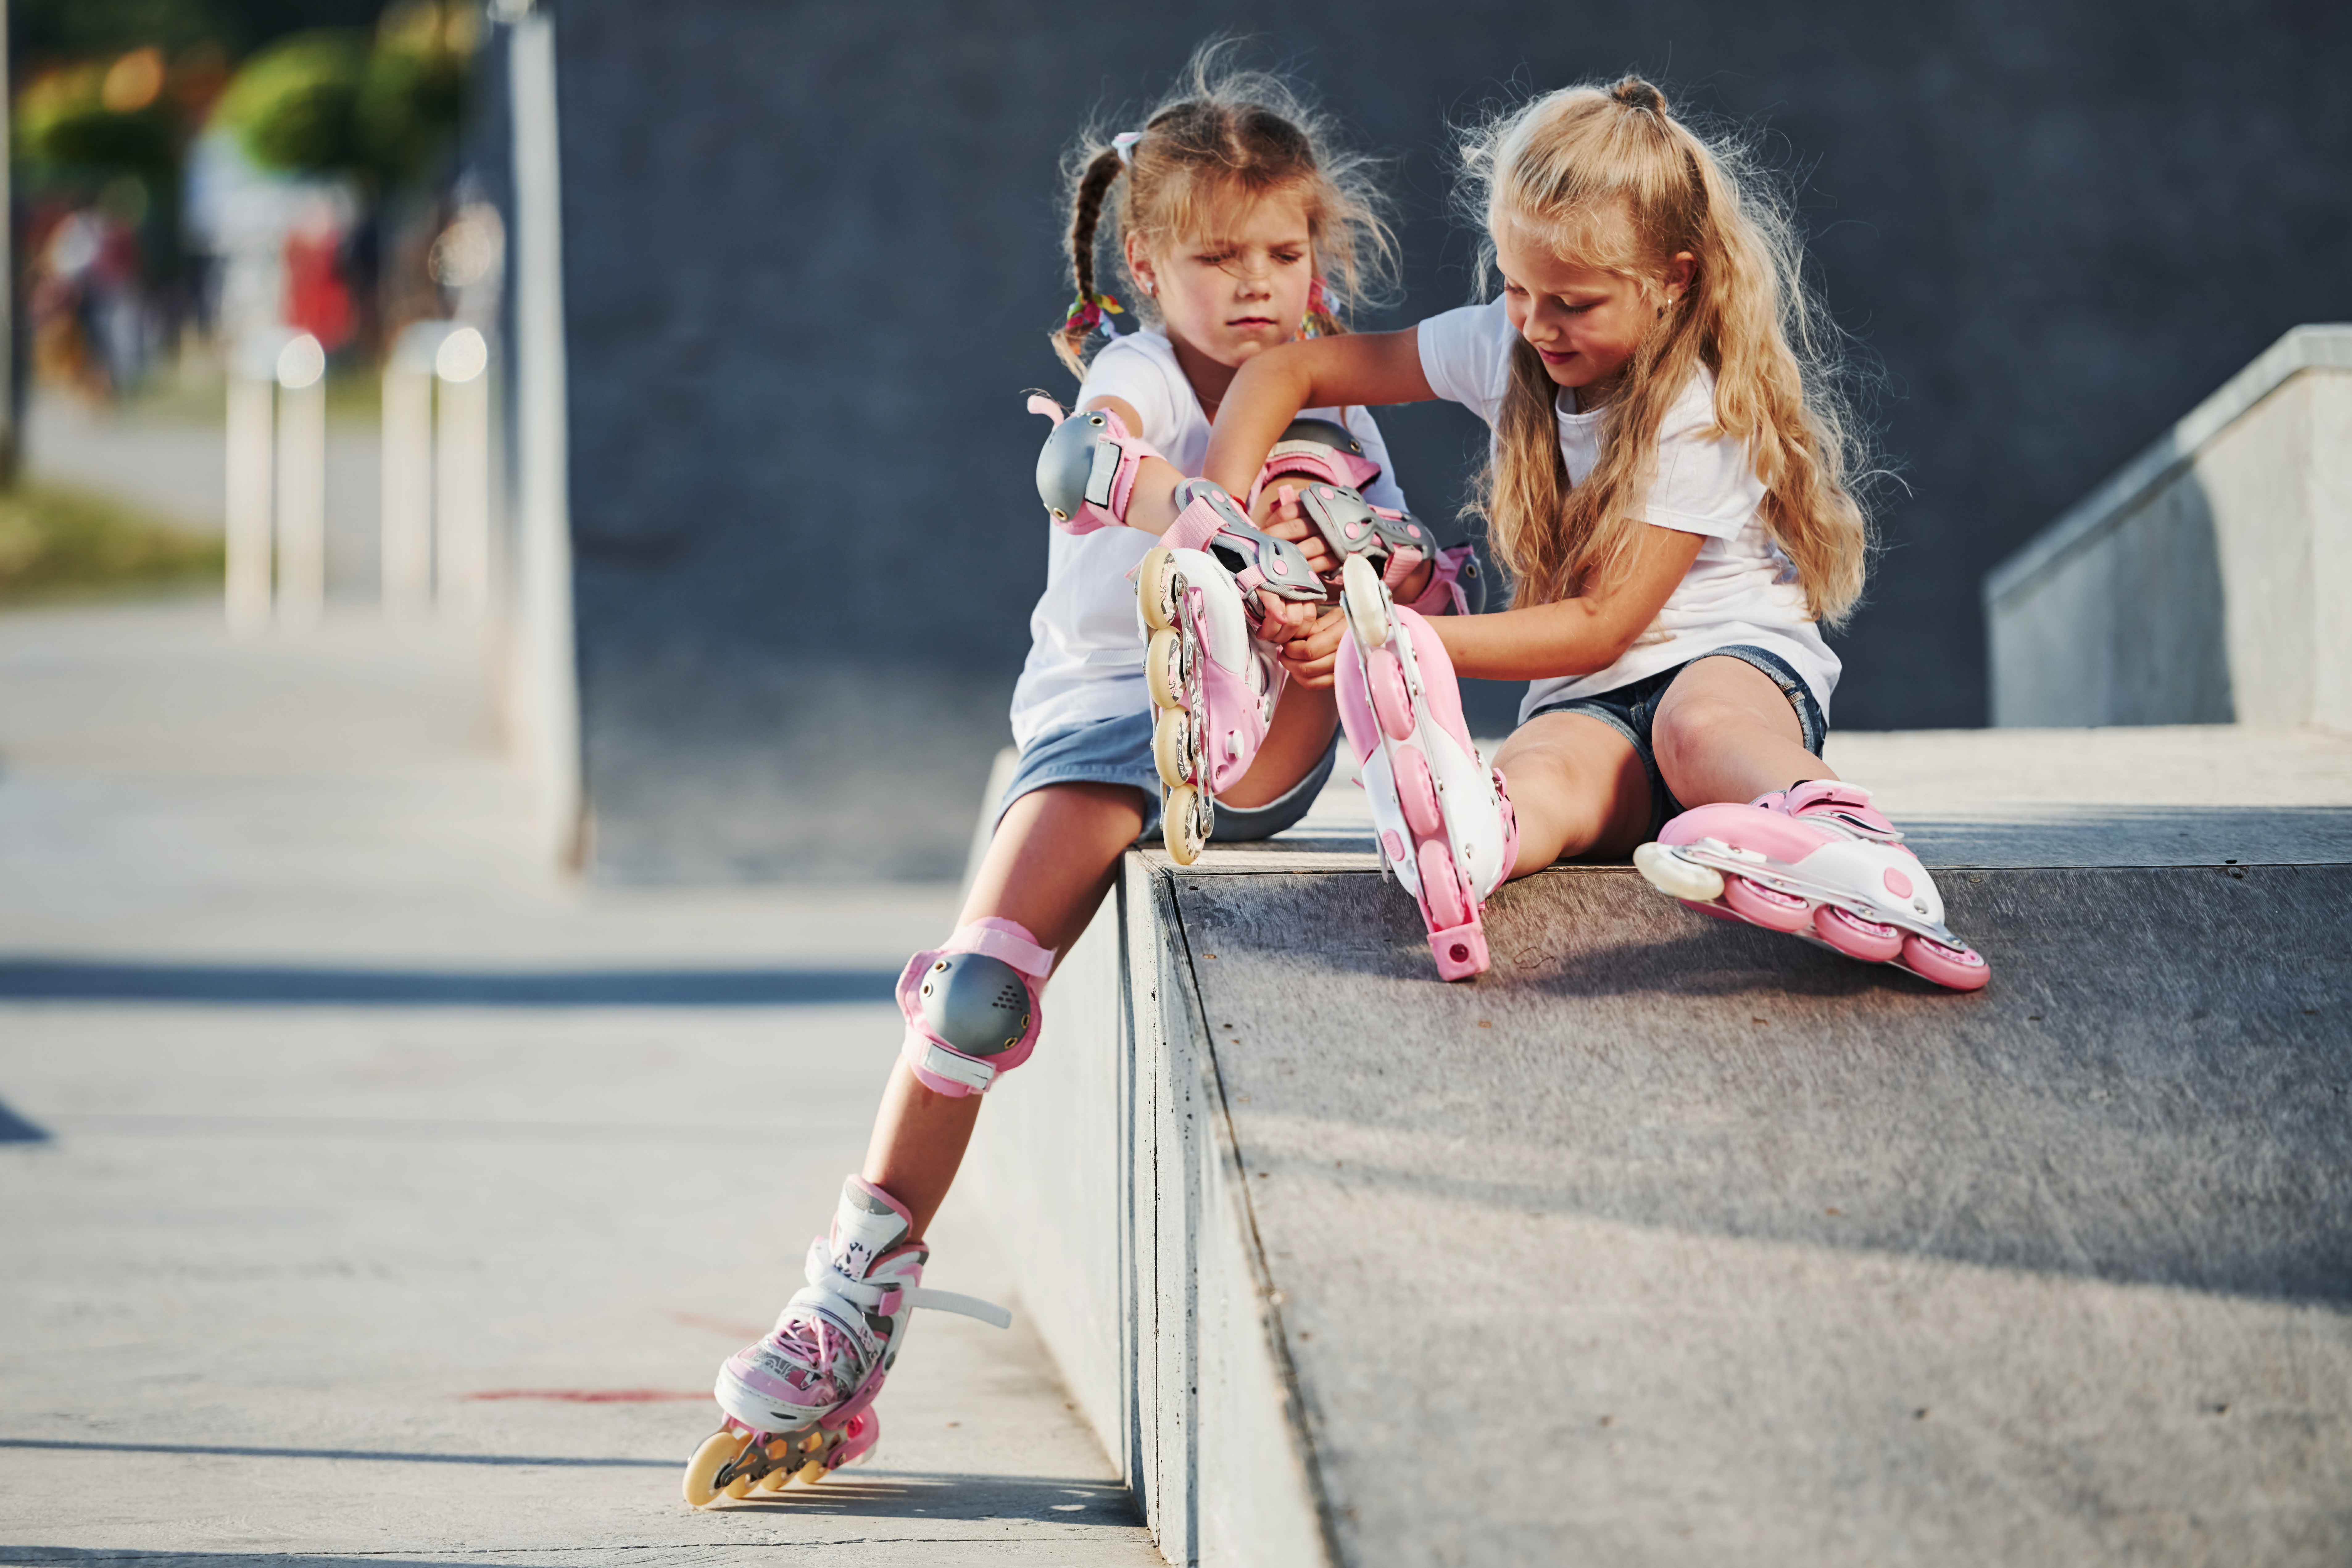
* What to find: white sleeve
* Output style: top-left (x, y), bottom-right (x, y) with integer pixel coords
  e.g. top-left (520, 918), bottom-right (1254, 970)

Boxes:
top-left (1414, 299), bottom-right (1516, 429)
top-left (1340, 405), bottom-right (1410, 516)
top-left (1638, 375), bottom-right (1767, 540)
top-left (1076, 340), bottom-right (1183, 450)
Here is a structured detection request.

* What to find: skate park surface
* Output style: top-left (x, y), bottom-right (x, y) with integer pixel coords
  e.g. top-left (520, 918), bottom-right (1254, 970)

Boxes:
top-left (970, 723), bottom-right (2352, 1563)
top-left (0, 601), bottom-right (1162, 1567)
top-left (5, 601), bottom-right (2348, 1568)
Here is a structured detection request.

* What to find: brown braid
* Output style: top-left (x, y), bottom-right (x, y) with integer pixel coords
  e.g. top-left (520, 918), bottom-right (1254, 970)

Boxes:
top-left (1055, 147), bottom-right (1128, 375)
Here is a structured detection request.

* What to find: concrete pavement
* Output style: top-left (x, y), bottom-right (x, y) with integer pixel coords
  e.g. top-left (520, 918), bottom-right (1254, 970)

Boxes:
top-left (0, 600), bottom-right (1160, 1567)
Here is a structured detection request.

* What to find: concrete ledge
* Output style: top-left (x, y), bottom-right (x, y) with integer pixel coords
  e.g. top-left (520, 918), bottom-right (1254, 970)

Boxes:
top-left (968, 727), bottom-right (2352, 1565)
top-left (969, 846), bottom-right (1333, 1566)
top-left (1984, 324), bottom-right (2352, 728)
top-left (1985, 324), bottom-right (2352, 605)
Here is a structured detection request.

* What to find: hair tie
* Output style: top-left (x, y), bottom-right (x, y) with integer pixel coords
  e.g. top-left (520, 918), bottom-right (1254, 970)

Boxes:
top-left (1061, 291), bottom-right (1125, 338)
top-left (1301, 276), bottom-right (1332, 338)
top-left (1111, 131), bottom-right (1142, 167)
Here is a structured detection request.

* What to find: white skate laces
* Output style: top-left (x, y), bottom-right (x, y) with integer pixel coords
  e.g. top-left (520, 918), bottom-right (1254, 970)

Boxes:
top-left (690, 1177), bottom-right (1008, 1506)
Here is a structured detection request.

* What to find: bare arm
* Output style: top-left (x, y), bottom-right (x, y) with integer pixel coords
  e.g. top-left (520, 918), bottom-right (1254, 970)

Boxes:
top-left (1082, 394), bottom-right (1317, 633)
top-left (1201, 330), bottom-right (1436, 496)
top-left (1432, 527), bottom-right (1704, 681)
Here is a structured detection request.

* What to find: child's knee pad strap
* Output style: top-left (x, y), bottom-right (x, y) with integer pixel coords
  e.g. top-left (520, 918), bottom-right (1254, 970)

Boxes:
top-left (897, 917), bottom-right (1056, 1097)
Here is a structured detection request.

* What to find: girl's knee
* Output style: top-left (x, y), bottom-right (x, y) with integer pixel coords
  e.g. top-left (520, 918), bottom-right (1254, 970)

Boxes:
top-left (1653, 695), bottom-right (1744, 771)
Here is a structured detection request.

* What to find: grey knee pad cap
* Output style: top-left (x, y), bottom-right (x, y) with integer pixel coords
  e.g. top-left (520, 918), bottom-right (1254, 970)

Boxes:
top-left (916, 952), bottom-right (1034, 1059)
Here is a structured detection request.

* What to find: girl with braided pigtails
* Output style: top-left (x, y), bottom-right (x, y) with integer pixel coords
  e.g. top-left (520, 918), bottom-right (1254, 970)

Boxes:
top-left (1192, 77), bottom-right (1993, 990)
top-left (682, 47), bottom-right (1466, 1505)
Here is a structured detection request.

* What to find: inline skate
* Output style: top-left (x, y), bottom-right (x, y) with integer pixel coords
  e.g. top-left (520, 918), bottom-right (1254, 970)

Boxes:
top-left (1632, 780), bottom-right (1990, 990)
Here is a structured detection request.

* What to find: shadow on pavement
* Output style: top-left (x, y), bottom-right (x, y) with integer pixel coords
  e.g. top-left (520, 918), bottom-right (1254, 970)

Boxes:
top-left (0, 1097), bottom-right (50, 1142)
top-left (0, 962), bottom-right (898, 1007)
top-left (0, 1437), bottom-right (669, 1469)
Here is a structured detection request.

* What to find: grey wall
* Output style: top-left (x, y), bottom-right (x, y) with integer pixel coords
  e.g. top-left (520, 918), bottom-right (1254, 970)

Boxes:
top-left (543, 0), bottom-right (2351, 880)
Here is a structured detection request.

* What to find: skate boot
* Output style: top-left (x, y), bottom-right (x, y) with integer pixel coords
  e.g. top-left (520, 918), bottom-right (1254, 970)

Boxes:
top-left (1137, 477), bottom-right (1329, 865)
top-left (1247, 417), bottom-right (1486, 616)
top-left (1334, 555), bottom-right (1516, 980)
top-left (683, 1176), bottom-right (1009, 1505)
top-left (1632, 780), bottom-right (1991, 991)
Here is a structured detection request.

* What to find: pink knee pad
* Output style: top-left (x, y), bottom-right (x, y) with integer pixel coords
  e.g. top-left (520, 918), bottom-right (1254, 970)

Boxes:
top-left (896, 918), bottom-right (1055, 1097)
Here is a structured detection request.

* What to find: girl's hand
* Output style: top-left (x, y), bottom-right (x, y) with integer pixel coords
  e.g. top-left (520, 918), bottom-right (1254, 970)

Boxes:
top-left (1252, 483), bottom-right (1339, 580)
top-left (1256, 594), bottom-right (1322, 641)
top-left (1276, 606), bottom-right (1350, 689)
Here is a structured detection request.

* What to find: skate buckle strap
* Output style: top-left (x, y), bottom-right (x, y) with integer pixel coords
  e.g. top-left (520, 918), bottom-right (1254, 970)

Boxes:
top-left (798, 1260), bottom-right (1010, 1333)
top-left (906, 1287), bottom-right (1012, 1329)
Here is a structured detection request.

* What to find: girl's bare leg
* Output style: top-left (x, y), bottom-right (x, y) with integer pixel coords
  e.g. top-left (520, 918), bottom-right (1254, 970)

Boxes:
top-left (1648, 657), bottom-right (1830, 808)
top-left (862, 781), bottom-right (1145, 1241)
top-left (1217, 678), bottom-right (1338, 809)
top-left (1491, 711), bottom-right (1655, 878)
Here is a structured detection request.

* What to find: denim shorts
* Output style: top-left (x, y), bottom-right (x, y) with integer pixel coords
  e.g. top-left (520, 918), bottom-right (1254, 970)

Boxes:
top-left (996, 708), bottom-right (1337, 844)
top-left (1522, 644), bottom-right (1829, 837)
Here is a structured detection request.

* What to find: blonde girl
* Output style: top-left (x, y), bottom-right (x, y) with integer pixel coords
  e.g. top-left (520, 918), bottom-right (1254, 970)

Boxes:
top-left (1194, 77), bottom-right (1991, 990)
top-left (685, 49), bottom-right (1422, 1503)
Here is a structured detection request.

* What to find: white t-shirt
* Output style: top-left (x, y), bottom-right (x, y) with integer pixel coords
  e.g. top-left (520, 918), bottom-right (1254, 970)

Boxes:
top-left (1008, 329), bottom-right (1411, 749)
top-left (1417, 298), bottom-right (1840, 725)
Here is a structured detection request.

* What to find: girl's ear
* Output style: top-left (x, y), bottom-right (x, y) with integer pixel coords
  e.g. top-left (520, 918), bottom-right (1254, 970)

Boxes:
top-left (1664, 250), bottom-right (1697, 300)
top-left (1125, 233), bottom-right (1159, 298)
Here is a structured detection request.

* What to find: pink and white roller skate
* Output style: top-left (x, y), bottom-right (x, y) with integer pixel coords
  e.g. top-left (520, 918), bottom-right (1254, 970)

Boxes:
top-left (1335, 555), bottom-right (1516, 980)
top-left (1027, 396), bottom-right (1324, 863)
top-left (1137, 477), bottom-right (1329, 864)
top-left (1247, 417), bottom-right (1486, 617)
top-left (1632, 780), bottom-right (1991, 991)
top-left (684, 1176), bottom-right (1009, 1505)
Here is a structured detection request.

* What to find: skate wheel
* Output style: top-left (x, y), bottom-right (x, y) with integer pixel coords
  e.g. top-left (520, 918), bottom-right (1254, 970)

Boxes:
top-left (1153, 706), bottom-right (1197, 789)
top-left (1140, 547), bottom-right (1183, 632)
top-left (758, 1466), bottom-right (792, 1491)
top-left (1815, 903), bottom-right (1903, 962)
top-left (1393, 743), bottom-right (1442, 838)
top-left (1366, 649), bottom-right (1415, 742)
top-left (1901, 931), bottom-right (1991, 991)
top-left (1342, 552), bottom-right (1391, 651)
top-left (797, 1459), bottom-right (831, 1484)
top-left (1417, 837), bottom-right (1468, 930)
top-left (1164, 784), bottom-right (1208, 865)
top-left (723, 1472), bottom-right (755, 1499)
top-left (1634, 841), bottom-right (1724, 902)
top-left (682, 1428), bottom-right (752, 1508)
top-left (1145, 627), bottom-right (1187, 710)
top-left (1722, 873), bottom-right (1812, 932)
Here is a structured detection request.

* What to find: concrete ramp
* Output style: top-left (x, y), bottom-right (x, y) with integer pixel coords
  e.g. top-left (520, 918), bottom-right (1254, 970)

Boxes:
top-left (970, 726), bottom-right (2352, 1566)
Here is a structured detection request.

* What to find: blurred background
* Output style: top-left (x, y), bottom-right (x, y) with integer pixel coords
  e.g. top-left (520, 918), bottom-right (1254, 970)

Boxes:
top-left (4, 0), bottom-right (2346, 883)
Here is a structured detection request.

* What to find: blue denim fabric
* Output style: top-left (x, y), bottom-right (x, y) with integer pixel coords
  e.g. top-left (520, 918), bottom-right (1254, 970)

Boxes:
top-left (1522, 644), bottom-right (1830, 837)
top-left (996, 708), bottom-right (1337, 844)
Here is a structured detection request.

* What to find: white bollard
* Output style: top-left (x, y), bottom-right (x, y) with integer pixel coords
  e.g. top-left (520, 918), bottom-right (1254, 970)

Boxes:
top-left (433, 326), bottom-right (493, 620)
top-left (223, 341), bottom-right (277, 639)
top-left (272, 333), bottom-right (329, 632)
top-left (379, 322), bottom-right (450, 619)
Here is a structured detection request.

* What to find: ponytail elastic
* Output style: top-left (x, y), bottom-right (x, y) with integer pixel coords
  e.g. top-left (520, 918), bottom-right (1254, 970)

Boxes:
top-left (1062, 291), bottom-right (1124, 339)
